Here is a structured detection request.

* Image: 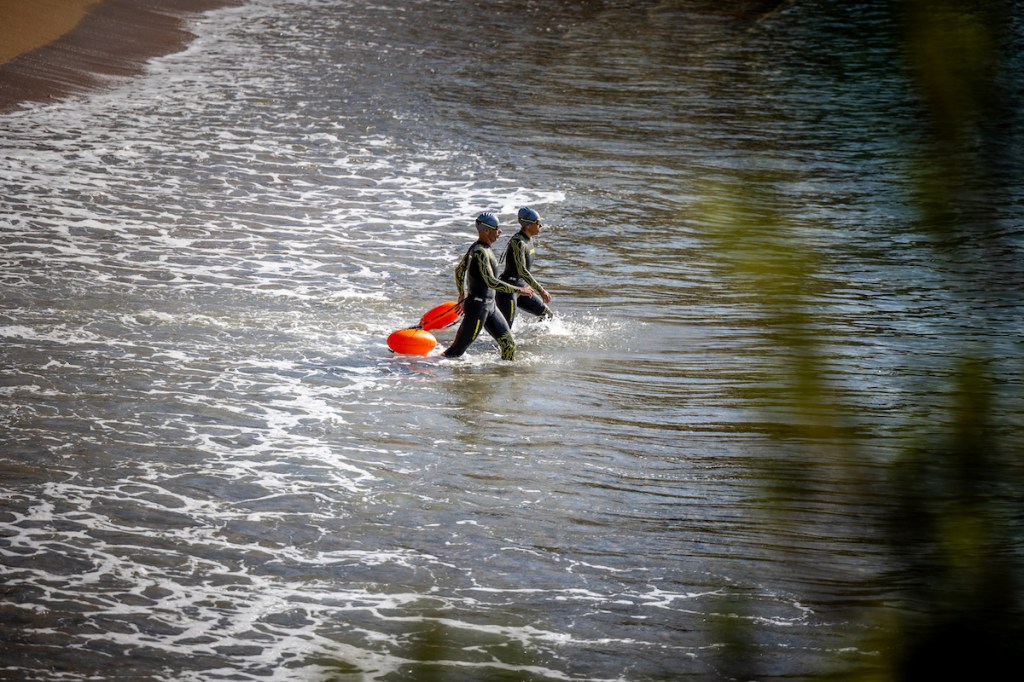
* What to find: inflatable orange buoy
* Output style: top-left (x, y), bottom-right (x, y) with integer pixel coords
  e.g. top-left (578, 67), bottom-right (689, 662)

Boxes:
top-left (387, 328), bottom-right (437, 355)
top-left (419, 301), bottom-right (461, 331)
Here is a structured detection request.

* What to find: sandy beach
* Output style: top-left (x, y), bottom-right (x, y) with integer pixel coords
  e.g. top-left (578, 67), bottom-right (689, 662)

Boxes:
top-left (0, 1), bottom-right (102, 66)
top-left (0, 0), bottom-right (239, 111)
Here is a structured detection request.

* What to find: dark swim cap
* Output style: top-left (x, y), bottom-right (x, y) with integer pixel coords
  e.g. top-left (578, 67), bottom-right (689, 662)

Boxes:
top-left (517, 207), bottom-right (540, 226)
top-left (475, 212), bottom-right (500, 230)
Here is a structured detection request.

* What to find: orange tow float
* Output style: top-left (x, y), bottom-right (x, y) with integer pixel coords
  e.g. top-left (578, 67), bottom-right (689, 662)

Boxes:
top-left (418, 301), bottom-right (461, 331)
top-left (386, 328), bottom-right (437, 355)
top-left (386, 301), bottom-right (462, 355)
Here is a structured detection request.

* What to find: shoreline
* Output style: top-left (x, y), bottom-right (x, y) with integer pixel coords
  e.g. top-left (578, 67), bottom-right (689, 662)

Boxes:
top-left (0, 0), bottom-right (240, 113)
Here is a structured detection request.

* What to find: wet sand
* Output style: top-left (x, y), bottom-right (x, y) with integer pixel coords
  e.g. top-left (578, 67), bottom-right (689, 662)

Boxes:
top-left (0, 0), bottom-right (239, 112)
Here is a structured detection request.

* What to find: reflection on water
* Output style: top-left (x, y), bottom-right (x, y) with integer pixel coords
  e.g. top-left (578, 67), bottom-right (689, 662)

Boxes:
top-left (2, 0), bottom-right (1022, 679)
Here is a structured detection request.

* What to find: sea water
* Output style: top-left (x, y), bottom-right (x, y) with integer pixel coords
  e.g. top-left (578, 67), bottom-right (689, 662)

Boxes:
top-left (2, 0), bottom-right (1023, 680)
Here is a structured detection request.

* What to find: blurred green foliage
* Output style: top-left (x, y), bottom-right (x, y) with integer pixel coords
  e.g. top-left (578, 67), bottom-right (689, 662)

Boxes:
top-left (705, 0), bottom-right (1023, 679)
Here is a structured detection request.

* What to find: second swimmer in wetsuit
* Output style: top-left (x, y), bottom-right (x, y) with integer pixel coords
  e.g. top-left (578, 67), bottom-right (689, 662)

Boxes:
top-left (442, 212), bottom-right (533, 361)
top-left (495, 207), bottom-right (553, 327)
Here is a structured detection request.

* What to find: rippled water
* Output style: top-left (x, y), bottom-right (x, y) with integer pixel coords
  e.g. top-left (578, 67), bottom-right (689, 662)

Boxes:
top-left (3, 0), bottom-right (1023, 680)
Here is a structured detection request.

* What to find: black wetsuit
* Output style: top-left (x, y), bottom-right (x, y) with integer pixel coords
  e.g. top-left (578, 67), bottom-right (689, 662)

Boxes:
top-left (442, 240), bottom-right (520, 360)
top-left (496, 230), bottom-right (553, 327)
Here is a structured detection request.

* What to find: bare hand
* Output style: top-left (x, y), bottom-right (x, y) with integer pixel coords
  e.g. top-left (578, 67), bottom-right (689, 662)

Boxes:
top-left (520, 285), bottom-right (534, 297)
top-left (540, 289), bottom-right (552, 304)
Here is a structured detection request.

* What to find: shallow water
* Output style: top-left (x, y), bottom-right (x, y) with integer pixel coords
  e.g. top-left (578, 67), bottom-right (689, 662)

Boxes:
top-left (2, 0), bottom-right (1023, 680)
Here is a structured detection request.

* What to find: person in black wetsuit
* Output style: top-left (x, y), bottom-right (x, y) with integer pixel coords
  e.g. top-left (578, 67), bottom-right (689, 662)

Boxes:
top-left (495, 207), bottom-right (553, 327)
top-left (442, 212), bottom-right (534, 361)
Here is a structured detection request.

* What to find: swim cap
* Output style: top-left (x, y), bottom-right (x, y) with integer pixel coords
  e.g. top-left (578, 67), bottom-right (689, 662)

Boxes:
top-left (475, 212), bottom-right (500, 230)
top-left (517, 207), bottom-right (540, 226)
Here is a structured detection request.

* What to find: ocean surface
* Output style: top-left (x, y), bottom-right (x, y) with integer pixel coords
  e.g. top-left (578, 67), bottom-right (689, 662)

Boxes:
top-left (2, 0), bottom-right (1022, 680)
